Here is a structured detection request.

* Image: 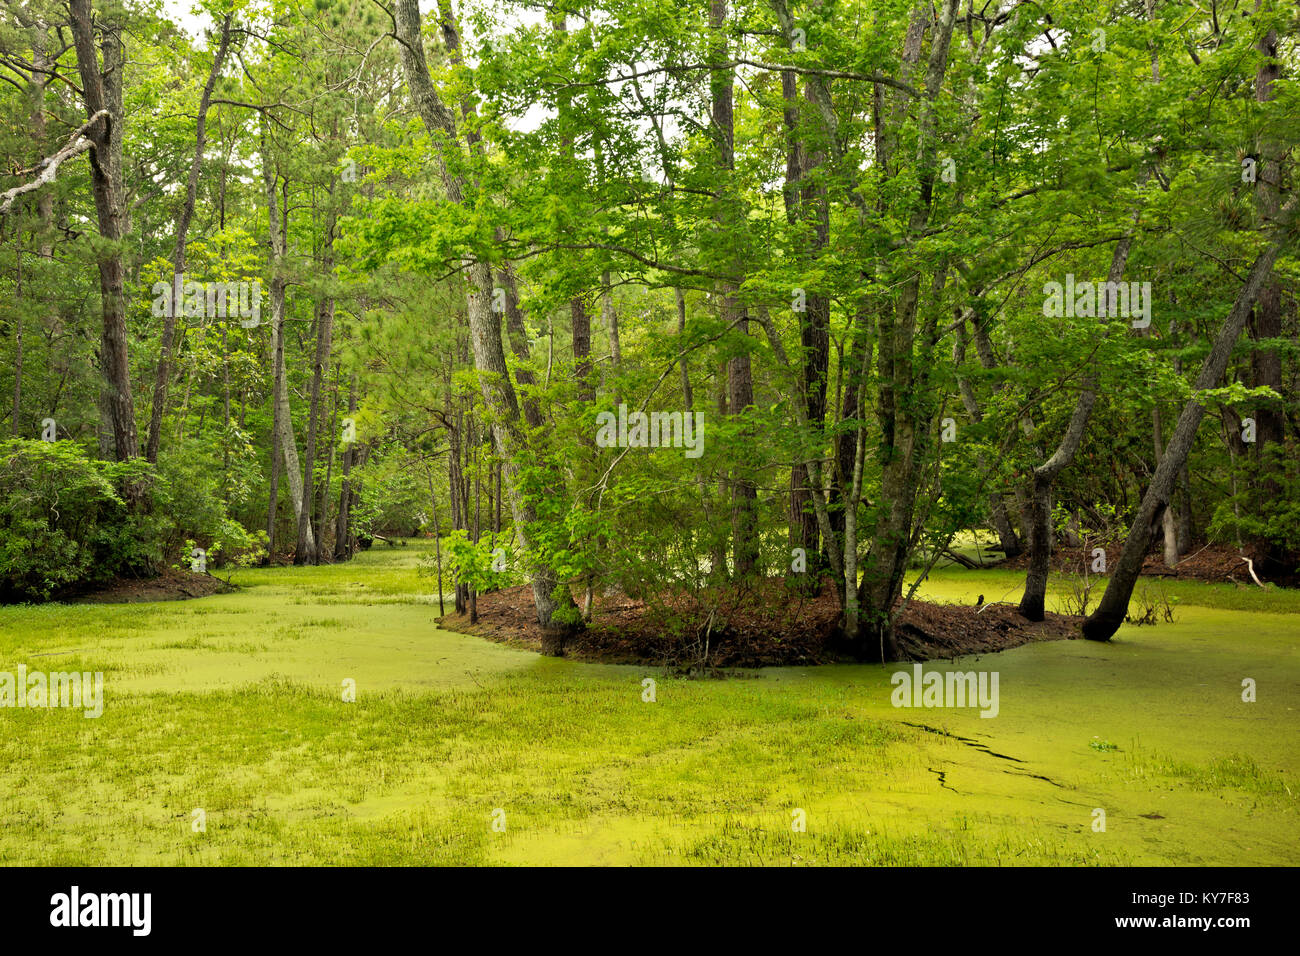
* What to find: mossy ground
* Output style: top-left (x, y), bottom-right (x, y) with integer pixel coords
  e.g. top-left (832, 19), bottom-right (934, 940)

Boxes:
top-left (1, 541), bottom-right (1295, 865)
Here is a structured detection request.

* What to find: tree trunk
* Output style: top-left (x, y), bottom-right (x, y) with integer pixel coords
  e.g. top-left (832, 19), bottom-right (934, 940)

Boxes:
top-left (1249, 14), bottom-right (1287, 573)
top-left (1018, 209), bottom-right (1141, 619)
top-left (571, 297), bottom-right (594, 404)
top-left (262, 131), bottom-right (315, 561)
top-left (853, 0), bottom-right (960, 661)
top-left (69, 0), bottom-right (139, 476)
top-left (298, 207), bottom-right (336, 564)
top-left (396, 0), bottom-right (575, 646)
top-left (146, 16), bottom-right (232, 463)
top-left (496, 264), bottom-right (543, 430)
top-left (1083, 203), bottom-right (1297, 640)
top-left (1153, 407), bottom-right (1180, 567)
top-left (267, 344), bottom-right (283, 558)
top-left (709, 0), bottom-right (758, 578)
top-left (954, 310), bottom-right (1023, 559)
top-left (334, 378), bottom-right (357, 561)
top-left (12, 240), bottom-right (21, 437)
top-left (782, 69), bottom-right (831, 587)
top-left (602, 271), bottom-right (621, 377)
top-left (320, 366), bottom-right (339, 555)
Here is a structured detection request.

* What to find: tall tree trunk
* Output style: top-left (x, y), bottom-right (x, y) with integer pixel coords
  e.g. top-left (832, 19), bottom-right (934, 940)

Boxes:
top-left (602, 271), bottom-right (621, 375)
top-left (782, 69), bottom-right (831, 587)
top-left (1153, 406), bottom-right (1180, 567)
top-left (709, 0), bottom-right (758, 577)
top-left (496, 264), bottom-right (543, 430)
top-left (12, 239), bottom-right (21, 437)
top-left (854, 0), bottom-right (960, 661)
top-left (395, 0), bottom-right (575, 644)
top-left (334, 378), bottom-right (357, 561)
top-left (267, 333), bottom-right (283, 557)
top-left (320, 366), bottom-right (339, 555)
top-left (69, 0), bottom-right (139, 477)
top-left (298, 206), bottom-right (336, 564)
top-left (728, 313), bottom-right (759, 577)
top-left (261, 131), bottom-right (315, 561)
top-left (571, 297), bottom-right (594, 405)
top-left (10, 23), bottom-right (55, 438)
top-left (1249, 11), bottom-right (1286, 573)
top-left (146, 16), bottom-right (232, 463)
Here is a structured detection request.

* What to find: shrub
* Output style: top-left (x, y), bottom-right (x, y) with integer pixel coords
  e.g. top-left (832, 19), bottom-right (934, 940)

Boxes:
top-left (153, 433), bottom-right (267, 569)
top-left (0, 439), bottom-right (151, 600)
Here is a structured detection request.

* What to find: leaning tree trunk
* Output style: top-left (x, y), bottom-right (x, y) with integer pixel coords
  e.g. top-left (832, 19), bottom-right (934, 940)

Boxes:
top-left (1083, 201), bottom-right (1298, 640)
top-left (1016, 154), bottom-right (1154, 616)
top-left (1018, 229), bottom-right (1135, 620)
top-left (395, 0), bottom-right (575, 647)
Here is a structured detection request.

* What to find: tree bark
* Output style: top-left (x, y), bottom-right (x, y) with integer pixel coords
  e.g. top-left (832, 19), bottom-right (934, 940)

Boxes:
top-left (395, 0), bottom-right (574, 644)
top-left (709, 0), bottom-right (758, 577)
top-left (495, 263), bottom-right (544, 430)
top-left (146, 16), bottom-right (232, 464)
top-left (68, 0), bottom-right (139, 475)
top-left (334, 377), bottom-right (357, 561)
top-left (782, 69), bottom-right (831, 586)
top-left (298, 205), bottom-right (336, 564)
top-left (1083, 201), bottom-right (1298, 640)
top-left (854, 0), bottom-right (960, 661)
top-left (1249, 12), bottom-right (1286, 572)
top-left (261, 131), bottom-right (315, 560)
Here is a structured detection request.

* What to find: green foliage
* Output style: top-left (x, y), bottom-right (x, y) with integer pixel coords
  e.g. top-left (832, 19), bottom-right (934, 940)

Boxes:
top-left (1207, 446), bottom-right (1300, 563)
top-left (435, 529), bottom-right (513, 594)
top-left (154, 431), bottom-right (267, 568)
top-left (0, 440), bottom-right (150, 600)
top-left (350, 445), bottom-right (429, 538)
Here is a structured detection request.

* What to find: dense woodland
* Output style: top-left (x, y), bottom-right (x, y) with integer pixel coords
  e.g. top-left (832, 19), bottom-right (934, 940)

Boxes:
top-left (0, 0), bottom-right (1296, 660)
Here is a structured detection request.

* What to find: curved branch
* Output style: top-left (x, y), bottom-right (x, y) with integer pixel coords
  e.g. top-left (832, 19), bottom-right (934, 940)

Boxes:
top-left (0, 108), bottom-right (109, 215)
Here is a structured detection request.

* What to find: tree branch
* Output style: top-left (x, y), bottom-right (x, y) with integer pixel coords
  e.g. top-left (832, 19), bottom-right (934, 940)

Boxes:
top-left (0, 109), bottom-right (109, 215)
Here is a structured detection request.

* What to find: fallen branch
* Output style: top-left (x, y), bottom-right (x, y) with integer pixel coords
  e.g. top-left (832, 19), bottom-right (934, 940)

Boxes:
top-left (977, 601), bottom-right (1018, 614)
top-left (1238, 556), bottom-right (1265, 588)
top-left (0, 109), bottom-right (109, 215)
top-left (942, 547), bottom-right (980, 569)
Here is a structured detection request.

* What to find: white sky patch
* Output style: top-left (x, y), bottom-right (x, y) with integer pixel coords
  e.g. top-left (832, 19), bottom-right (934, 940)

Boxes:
top-left (155, 2), bottom-right (687, 146)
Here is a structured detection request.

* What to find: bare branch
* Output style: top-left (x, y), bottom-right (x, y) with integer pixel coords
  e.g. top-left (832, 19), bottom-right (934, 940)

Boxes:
top-left (0, 109), bottom-right (109, 215)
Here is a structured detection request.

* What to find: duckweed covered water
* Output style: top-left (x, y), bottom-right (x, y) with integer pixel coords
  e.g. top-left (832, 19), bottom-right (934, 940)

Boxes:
top-left (1, 543), bottom-right (1294, 865)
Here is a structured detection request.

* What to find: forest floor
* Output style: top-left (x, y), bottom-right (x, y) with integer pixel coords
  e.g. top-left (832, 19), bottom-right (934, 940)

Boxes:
top-left (438, 581), bottom-right (1081, 667)
top-left (63, 567), bottom-right (230, 604)
top-left (2, 539), bottom-right (1296, 866)
top-left (435, 540), bottom-right (1284, 667)
top-left (996, 542), bottom-right (1285, 586)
